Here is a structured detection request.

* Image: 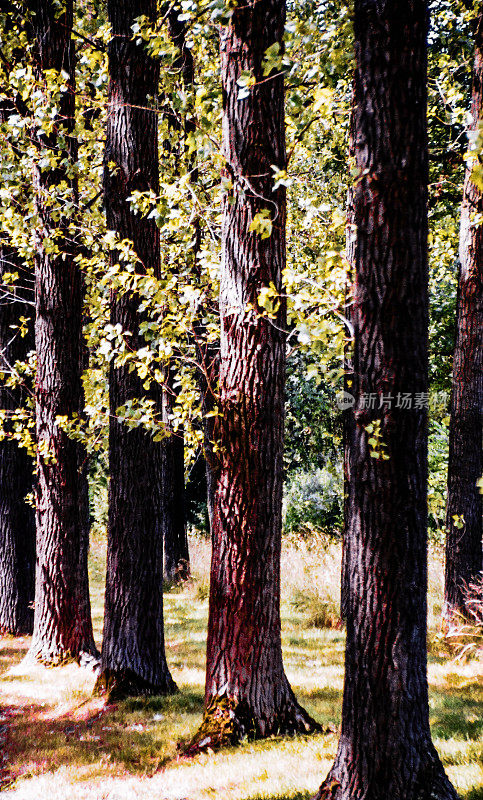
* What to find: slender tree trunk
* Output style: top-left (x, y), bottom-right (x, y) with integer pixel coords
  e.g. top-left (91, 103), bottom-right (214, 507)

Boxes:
top-left (340, 84), bottom-right (356, 622)
top-left (166, 5), bottom-right (220, 537)
top-left (313, 2), bottom-right (457, 799)
top-left (198, 345), bottom-right (219, 533)
top-left (28, 0), bottom-right (96, 664)
top-left (95, 0), bottom-right (176, 700)
top-left (158, 7), bottom-right (195, 582)
top-left (0, 240), bottom-right (35, 635)
top-left (444, 9), bottom-right (483, 621)
top-left (190, 0), bottom-right (319, 750)
top-left (162, 371), bottom-right (189, 583)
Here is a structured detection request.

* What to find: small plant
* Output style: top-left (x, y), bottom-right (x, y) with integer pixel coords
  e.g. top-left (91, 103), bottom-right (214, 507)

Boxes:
top-left (291, 587), bottom-right (341, 630)
top-left (444, 573), bottom-right (483, 661)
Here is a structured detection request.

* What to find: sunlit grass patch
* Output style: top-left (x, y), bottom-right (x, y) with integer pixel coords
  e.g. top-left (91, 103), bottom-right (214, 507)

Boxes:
top-left (0, 534), bottom-right (481, 799)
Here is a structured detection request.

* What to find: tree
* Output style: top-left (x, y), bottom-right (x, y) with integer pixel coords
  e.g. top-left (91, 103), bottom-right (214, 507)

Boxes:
top-left (313, 1), bottom-right (458, 798)
top-left (192, 0), bottom-right (319, 748)
top-left (28, 0), bottom-right (97, 664)
top-left (0, 228), bottom-right (35, 635)
top-left (160, 6), bottom-right (194, 582)
top-left (444, 6), bottom-right (483, 621)
top-left (95, 0), bottom-right (176, 699)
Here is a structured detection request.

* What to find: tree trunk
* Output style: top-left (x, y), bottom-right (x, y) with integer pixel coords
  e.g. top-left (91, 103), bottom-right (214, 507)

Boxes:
top-left (0, 240), bottom-right (35, 635)
top-left (199, 346), bottom-right (219, 534)
top-left (191, 0), bottom-right (319, 750)
top-left (444, 9), bottom-right (483, 621)
top-left (340, 83), bottom-right (356, 622)
top-left (314, 2), bottom-right (457, 799)
top-left (162, 373), bottom-right (189, 583)
top-left (95, 0), bottom-right (176, 700)
top-left (158, 7), bottom-right (195, 582)
top-left (29, 0), bottom-right (97, 664)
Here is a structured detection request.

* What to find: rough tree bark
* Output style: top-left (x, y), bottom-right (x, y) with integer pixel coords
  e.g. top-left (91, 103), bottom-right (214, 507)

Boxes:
top-left (444, 8), bottom-right (483, 621)
top-left (95, 0), bottom-right (176, 699)
top-left (191, 0), bottom-right (319, 750)
top-left (0, 238), bottom-right (35, 635)
top-left (160, 7), bottom-right (194, 582)
top-left (28, 0), bottom-right (97, 664)
top-left (313, 2), bottom-right (458, 799)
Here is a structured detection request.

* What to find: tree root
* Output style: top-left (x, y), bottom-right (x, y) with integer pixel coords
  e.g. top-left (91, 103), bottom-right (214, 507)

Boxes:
top-left (184, 691), bottom-right (324, 756)
top-left (93, 668), bottom-right (178, 702)
top-left (312, 746), bottom-right (459, 800)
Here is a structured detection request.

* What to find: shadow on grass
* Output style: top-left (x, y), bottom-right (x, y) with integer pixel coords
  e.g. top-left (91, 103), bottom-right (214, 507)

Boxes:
top-left (123, 689), bottom-right (204, 714)
top-left (2, 690), bottom-right (205, 785)
top-left (430, 683), bottom-right (483, 741)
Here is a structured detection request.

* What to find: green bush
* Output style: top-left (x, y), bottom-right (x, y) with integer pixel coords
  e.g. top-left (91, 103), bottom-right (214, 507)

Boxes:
top-left (283, 466), bottom-right (343, 536)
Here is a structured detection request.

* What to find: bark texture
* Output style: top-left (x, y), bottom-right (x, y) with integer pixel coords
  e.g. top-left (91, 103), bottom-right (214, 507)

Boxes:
top-left (314, 2), bottom-right (458, 798)
top-left (0, 242), bottom-right (35, 635)
top-left (444, 9), bottom-right (483, 620)
top-left (96, 0), bottom-right (176, 699)
top-left (198, 0), bottom-right (319, 748)
top-left (340, 83), bottom-right (356, 622)
top-left (29, 0), bottom-right (97, 663)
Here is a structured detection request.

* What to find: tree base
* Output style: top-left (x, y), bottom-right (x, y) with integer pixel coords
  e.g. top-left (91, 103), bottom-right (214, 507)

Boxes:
top-left (313, 746), bottom-right (459, 800)
top-left (27, 639), bottom-right (100, 668)
top-left (185, 691), bottom-right (323, 755)
top-left (94, 668), bottom-right (178, 702)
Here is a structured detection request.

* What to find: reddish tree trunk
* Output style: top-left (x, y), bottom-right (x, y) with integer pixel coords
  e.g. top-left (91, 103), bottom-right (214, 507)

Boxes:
top-left (0, 241), bottom-right (35, 635)
top-left (444, 9), bottom-right (483, 620)
top-left (193, 0), bottom-right (319, 749)
top-left (95, 0), bottom-right (176, 699)
top-left (29, 0), bottom-right (96, 664)
top-left (314, 2), bottom-right (457, 798)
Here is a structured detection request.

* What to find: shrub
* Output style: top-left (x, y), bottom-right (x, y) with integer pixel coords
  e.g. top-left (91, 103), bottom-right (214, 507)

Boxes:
top-left (283, 466), bottom-right (343, 536)
top-left (444, 573), bottom-right (483, 661)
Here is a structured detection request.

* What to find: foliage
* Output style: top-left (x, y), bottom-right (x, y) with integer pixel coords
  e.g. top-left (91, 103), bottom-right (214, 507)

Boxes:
top-left (0, 0), bottom-right (470, 523)
top-left (283, 467), bottom-right (343, 536)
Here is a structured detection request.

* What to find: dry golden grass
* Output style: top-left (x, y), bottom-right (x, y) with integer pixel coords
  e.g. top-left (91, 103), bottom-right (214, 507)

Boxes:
top-left (0, 534), bottom-right (481, 799)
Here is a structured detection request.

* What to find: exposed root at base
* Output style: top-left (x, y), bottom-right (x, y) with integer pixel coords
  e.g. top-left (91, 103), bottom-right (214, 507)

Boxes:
top-left (312, 748), bottom-right (459, 800)
top-left (184, 692), bottom-right (324, 756)
top-left (93, 668), bottom-right (178, 702)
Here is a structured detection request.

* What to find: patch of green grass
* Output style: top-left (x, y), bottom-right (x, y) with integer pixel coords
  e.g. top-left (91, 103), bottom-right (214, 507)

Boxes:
top-left (0, 535), bottom-right (481, 800)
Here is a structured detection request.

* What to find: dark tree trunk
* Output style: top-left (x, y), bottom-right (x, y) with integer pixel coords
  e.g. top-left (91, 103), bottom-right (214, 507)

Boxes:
top-left (198, 345), bottom-right (219, 534)
top-left (167, 4), bottom-right (220, 537)
top-left (444, 9), bottom-right (483, 621)
top-left (192, 0), bottom-right (319, 750)
top-left (95, 0), bottom-right (176, 700)
top-left (29, 0), bottom-right (97, 664)
top-left (0, 241), bottom-right (35, 635)
top-left (162, 374), bottom-right (189, 583)
top-left (314, 2), bottom-right (457, 799)
top-left (158, 7), bottom-right (194, 582)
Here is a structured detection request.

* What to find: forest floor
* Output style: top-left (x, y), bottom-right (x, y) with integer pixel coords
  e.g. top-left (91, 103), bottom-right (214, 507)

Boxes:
top-left (0, 534), bottom-right (482, 800)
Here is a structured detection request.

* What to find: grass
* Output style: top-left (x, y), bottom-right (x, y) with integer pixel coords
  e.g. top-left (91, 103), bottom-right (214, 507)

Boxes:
top-left (0, 534), bottom-right (481, 799)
